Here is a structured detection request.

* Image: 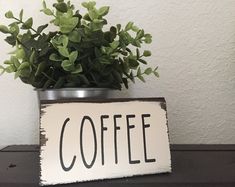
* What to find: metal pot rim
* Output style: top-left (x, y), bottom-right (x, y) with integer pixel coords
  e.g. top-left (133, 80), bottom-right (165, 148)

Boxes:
top-left (36, 88), bottom-right (114, 101)
top-left (35, 88), bottom-right (113, 92)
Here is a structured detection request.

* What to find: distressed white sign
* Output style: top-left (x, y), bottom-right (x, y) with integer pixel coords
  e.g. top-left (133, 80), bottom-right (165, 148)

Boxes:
top-left (39, 98), bottom-right (171, 186)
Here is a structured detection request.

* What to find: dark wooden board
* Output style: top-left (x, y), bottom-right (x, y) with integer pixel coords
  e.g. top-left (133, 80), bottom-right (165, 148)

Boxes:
top-left (0, 145), bottom-right (235, 187)
top-left (2, 144), bottom-right (235, 152)
top-left (1, 145), bottom-right (39, 152)
top-left (39, 97), bottom-right (166, 105)
top-left (170, 144), bottom-right (235, 151)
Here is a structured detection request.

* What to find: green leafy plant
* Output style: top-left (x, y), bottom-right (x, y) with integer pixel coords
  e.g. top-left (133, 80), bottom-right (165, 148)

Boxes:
top-left (0, 0), bottom-right (159, 90)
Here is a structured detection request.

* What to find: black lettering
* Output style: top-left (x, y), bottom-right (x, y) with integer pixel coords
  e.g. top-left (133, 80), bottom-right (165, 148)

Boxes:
top-left (59, 118), bottom-right (76, 171)
top-left (114, 115), bottom-right (122, 164)
top-left (80, 116), bottom-right (97, 169)
top-left (101, 115), bottom-right (109, 165)
top-left (126, 115), bottom-right (140, 164)
top-left (142, 114), bottom-right (156, 163)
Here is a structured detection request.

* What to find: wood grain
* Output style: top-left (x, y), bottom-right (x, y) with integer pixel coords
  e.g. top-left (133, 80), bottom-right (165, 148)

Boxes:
top-left (1, 145), bottom-right (235, 187)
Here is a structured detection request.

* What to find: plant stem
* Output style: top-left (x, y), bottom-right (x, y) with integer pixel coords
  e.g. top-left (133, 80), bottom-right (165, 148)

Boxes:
top-left (31, 63), bottom-right (56, 82)
top-left (16, 38), bottom-right (29, 50)
top-left (13, 17), bottom-right (38, 34)
top-left (133, 72), bottom-right (145, 78)
top-left (41, 72), bottom-right (56, 82)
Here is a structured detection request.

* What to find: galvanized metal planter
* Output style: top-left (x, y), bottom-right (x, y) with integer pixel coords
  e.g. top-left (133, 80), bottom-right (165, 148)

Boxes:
top-left (37, 88), bottom-right (112, 101)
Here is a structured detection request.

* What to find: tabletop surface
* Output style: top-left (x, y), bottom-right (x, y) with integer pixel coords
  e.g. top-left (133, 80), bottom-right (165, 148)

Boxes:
top-left (0, 145), bottom-right (235, 187)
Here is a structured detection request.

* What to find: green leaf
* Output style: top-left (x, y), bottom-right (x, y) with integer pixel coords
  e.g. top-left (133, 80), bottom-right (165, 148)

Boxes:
top-left (137, 74), bottom-right (145, 82)
top-left (43, 0), bottom-right (47, 9)
top-left (9, 23), bottom-right (19, 36)
top-left (59, 17), bottom-right (78, 33)
top-left (54, 77), bottom-right (65, 88)
top-left (18, 68), bottom-right (31, 78)
top-left (144, 68), bottom-right (152, 75)
top-left (35, 62), bottom-right (47, 76)
top-left (42, 8), bottom-right (54, 16)
top-left (143, 50), bottom-right (151, 57)
top-left (81, 2), bottom-right (89, 8)
top-left (51, 38), bottom-right (61, 48)
top-left (14, 71), bottom-right (20, 79)
top-left (120, 51), bottom-right (128, 56)
top-left (71, 64), bottom-right (83, 74)
top-left (4, 36), bottom-right (16, 46)
top-left (58, 46), bottom-right (69, 57)
top-left (99, 57), bottom-right (111, 64)
top-left (110, 41), bottom-right (119, 49)
top-left (4, 60), bottom-right (12, 65)
top-left (136, 29), bottom-right (145, 39)
top-left (83, 13), bottom-right (92, 21)
top-left (0, 65), bottom-right (5, 75)
top-left (16, 48), bottom-right (25, 59)
top-left (129, 71), bottom-right (135, 83)
top-left (43, 79), bottom-right (53, 89)
top-left (68, 30), bottom-right (81, 43)
top-left (109, 25), bottom-right (116, 34)
top-left (22, 18), bottom-right (33, 29)
top-left (112, 70), bottom-right (122, 83)
top-left (5, 11), bottom-right (14, 19)
top-left (136, 48), bottom-right (140, 59)
top-left (20, 31), bottom-right (31, 43)
top-left (49, 53), bottom-right (62, 62)
top-left (69, 51), bottom-right (78, 63)
top-left (132, 40), bottom-right (141, 47)
top-left (131, 25), bottom-right (139, 32)
top-left (98, 6), bottom-right (109, 16)
top-left (82, 1), bottom-right (96, 9)
top-left (94, 47), bottom-right (101, 57)
top-left (93, 19), bottom-right (105, 24)
top-left (62, 60), bottom-right (73, 71)
top-left (89, 1), bottom-right (96, 8)
top-left (116, 24), bottom-right (121, 32)
top-left (125, 22), bottom-right (134, 31)
top-left (61, 35), bottom-right (69, 47)
top-left (128, 59), bottom-right (139, 69)
top-left (111, 52), bottom-right (119, 57)
top-left (122, 78), bottom-right (128, 89)
top-left (57, 35), bottom-right (68, 45)
top-left (10, 56), bottom-right (20, 68)
top-left (18, 62), bottom-right (30, 70)
top-left (54, 2), bottom-right (68, 13)
top-left (0, 25), bottom-right (10, 34)
top-left (137, 67), bottom-right (141, 77)
top-left (5, 65), bottom-right (16, 73)
top-left (154, 71), bottom-right (159, 78)
top-left (154, 67), bottom-right (158, 71)
top-left (19, 9), bottom-right (23, 21)
top-left (78, 74), bottom-right (90, 85)
top-left (104, 31), bottom-right (116, 43)
top-left (37, 24), bottom-right (48, 34)
top-left (138, 59), bottom-right (147, 65)
top-left (144, 34), bottom-right (152, 44)
top-left (29, 51), bottom-right (36, 63)
top-left (89, 9), bottom-right (99, 20)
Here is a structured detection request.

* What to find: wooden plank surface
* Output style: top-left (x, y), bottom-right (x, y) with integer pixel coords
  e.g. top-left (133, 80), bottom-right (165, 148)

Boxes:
top-left (1, 145), bottom-right (39, 152)
top-left (2, 144), bottom-right (235, 152)
top-left (0, 145), bottom-right (235, 187)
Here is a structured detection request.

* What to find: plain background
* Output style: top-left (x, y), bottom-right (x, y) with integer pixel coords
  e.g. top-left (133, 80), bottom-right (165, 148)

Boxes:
top-left (0, 0), bottom-right (235, 148)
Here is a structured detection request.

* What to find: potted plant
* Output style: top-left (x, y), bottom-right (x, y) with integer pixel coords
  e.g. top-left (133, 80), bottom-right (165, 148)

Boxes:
top-left (0, 0), bottom-right (159, 100)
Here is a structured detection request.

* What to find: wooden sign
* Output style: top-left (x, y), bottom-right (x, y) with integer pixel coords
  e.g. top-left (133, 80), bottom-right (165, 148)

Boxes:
top-left (39, 98), bottom-right (171, 186)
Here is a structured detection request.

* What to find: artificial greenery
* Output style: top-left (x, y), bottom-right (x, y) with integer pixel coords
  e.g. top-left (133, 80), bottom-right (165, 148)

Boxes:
top-left (0, 0), bottom-right (159, 90)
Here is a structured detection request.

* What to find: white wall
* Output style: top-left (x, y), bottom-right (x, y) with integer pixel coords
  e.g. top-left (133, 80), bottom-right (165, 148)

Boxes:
top-left (0, 0), bottom-right (235, 147)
